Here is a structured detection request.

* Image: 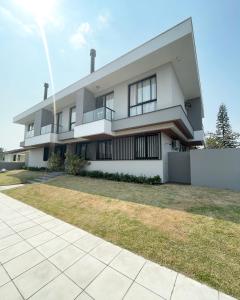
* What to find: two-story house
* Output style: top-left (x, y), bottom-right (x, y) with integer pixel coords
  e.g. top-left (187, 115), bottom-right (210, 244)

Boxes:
top-left (13, 18), bottom-right (204, 183)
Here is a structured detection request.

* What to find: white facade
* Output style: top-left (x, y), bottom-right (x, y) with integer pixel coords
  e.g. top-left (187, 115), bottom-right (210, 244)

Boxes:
top-left (14, 19), bottom-right (204, 183)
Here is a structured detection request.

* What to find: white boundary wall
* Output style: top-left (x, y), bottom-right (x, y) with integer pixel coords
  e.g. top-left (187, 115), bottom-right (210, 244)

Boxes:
top-left (27, 148), bottom-right (47, 168)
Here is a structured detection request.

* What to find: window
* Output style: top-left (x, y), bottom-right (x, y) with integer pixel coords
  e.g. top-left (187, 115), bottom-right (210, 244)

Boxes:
top-left (69, 107), bottom-right (76, 130)
top-left (28, 123), bottom-right (34, 131)
top-left (135, 134), bottom-right (159, 159)
top-left (97, 140), bottom-right (112, 160)
top-left (96, 92), bottom-right (114, 109)
top-left (13, 154), bottom-right (16, 161)
top-left (76, 142), bottom-right (89, 160)
top-left (43, 147), bottom-right (49, 161)
top-left (129, 76), bottom-right (157, 116)
top-left (56, 112), bottom-right (62, 133)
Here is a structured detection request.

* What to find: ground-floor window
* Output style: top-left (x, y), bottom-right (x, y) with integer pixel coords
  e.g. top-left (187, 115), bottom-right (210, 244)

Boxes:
top-left (97, 140), bottom-right (112, 160)
top-left (76, 142), bottom-right (89, 160)
top-left (43, 147), bottom-right (49, 161)
top-left (135, 134), bottom-right (159, 159)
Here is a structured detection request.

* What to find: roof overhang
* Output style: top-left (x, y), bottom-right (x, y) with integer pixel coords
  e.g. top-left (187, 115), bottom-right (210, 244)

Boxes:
top-left (14, 18), bottom-right (203, 124)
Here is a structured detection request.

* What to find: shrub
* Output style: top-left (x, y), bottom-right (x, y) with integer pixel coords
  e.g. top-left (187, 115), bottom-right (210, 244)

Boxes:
top-left (22, 166), bottom-right (47, 171)
top-left (47, 153), bottom-right (62, 171)
top-left (78, 170), bottom-right (161, 185)
top-left (64, 152), bottom-right (88, 175)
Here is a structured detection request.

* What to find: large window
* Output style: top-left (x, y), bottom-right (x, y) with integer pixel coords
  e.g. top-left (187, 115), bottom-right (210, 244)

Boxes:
top-left (97, 140), bottom-right (112, 160)
top-left (129, 76), bottom-right (157, 116)
top-left (28, 123), bottom-right (34, 131)
top-left (96, 92), bottom-right (114, 110)
top-left (56, 112), bottom-right (63, 133)
top-left (135, 134), bottom-right (159, 159)
top-left (76, 142), bottom-right (89, 160)
top-left (69, 107), bottom-right (76, 130)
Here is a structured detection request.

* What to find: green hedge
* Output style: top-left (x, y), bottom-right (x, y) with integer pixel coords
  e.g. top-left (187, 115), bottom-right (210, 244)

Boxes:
top-left (78, 170), bottom-right (161, 185)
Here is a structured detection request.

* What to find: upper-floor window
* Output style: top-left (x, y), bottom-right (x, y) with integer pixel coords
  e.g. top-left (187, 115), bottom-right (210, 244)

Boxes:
top-left (129, 75), bottom-right (157, 117)
top-left (28, 123), bottom-right (34, 131)
top-left (56, 112), bottom-right (62, 133)
top-left (96, 92), bottom-right (114, 110)
top-left (69, 106), bottom-right (76, 130)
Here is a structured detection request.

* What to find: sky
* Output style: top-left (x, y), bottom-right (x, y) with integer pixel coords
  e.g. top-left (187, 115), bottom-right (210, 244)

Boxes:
top-left (0, 0), bottom-right (240, 150)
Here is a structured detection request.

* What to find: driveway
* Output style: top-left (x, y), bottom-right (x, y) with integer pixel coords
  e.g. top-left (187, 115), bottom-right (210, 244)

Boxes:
top-left (0, 192), bottom-right (235, 300)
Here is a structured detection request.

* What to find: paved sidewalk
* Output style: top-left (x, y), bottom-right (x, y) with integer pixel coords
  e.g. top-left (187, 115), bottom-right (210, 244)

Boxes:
top-left (0, 192), bottom-right (236, 300)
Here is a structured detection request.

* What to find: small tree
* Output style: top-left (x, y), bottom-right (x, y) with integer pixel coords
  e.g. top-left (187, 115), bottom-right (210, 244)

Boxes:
top-left (205, 104), bottom-right (239, 149)
top-left (64, 152), bottom-right (88, 175)
top-left (0, 147), bottom-right (4, 161)
top-left (47, 152), bottom-right (62, 171)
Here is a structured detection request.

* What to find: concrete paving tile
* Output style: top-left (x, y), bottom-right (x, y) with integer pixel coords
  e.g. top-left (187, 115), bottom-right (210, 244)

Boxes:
top-left (76, 292), bottom-right (93, 299)
top-left (49, 245), bottom-right (85, 271)
top-left (41, 219), bottom-right (63, 230)
top-left (18, 225), bottom-right (46, 239)
top-left (90, 241), bottom-right (121, 264)
top-left (0, 240), bottom-right (32, 263)
top-left (124, 282), bottom-right (164, 300)
top-left (27, 231), bottom-right (56, 247)
top-left (110, 249), bottom-right (145, 279)
top-left (74, 234), bottom-right (103, 252)
top-left (0, 281), bottom-right (23, 300)
top-left (50, 223), bottom-right (75, 235)
top-left (86, 266), bottom-right (132, 300)
top-left (32, 215), bottom-right (55, 225)
top-left (0, 234), bottom-right (22, 251)
top-left (219, 292), bottom-right (237, 300)
top-left (61, 228), bottom-right (87, 243)
top-left (0, 227), bottom-right (14, 239)
top-left (6, 216), bottom-right (29, 226)
top-left (171, 274), bottom-right (218, 300)
top-left (29, 274), bottom-right (81, 300)
top-left (0, 265), bottom-right (10, 287)
top-left (4, 249), bottom-right (45, 279)
top-left (65, 254), bottom-right (105, 289)
top-left (36, 237), bottom-right (69, 258)
top-left (136, 261), bottom-right (177, 299)
top-left (12, 220), bottom-right (36, 232)
top-left (14, 260), bottom-right (60, 299)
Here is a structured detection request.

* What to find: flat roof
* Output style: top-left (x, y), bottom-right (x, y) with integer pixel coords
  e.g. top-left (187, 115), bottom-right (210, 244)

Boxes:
top-left (14, 18), bottom-right (203, 124)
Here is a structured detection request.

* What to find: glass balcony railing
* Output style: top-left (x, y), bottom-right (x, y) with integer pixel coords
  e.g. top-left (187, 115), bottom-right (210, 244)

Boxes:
top-left (83, 107), bottom-right (114, 124)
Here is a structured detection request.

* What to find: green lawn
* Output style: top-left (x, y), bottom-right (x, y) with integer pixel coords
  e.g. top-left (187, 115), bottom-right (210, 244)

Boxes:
top-left (4, 175), bottom-right (240, 298)
top-left (0, 170), bottom-right (45, 185)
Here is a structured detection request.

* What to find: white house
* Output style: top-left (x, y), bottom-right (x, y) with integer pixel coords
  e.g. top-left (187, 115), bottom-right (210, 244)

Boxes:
top-left (13, 18), bottom-right (204, 183)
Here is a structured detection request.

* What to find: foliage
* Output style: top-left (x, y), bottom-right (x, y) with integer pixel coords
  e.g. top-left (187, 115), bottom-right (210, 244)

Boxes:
top-left (64, 152), bottom-right (88, 175)
top-left (22, 166), bottom-right (47, 171)
top-left (0, 147), bottom-right (4, 161)
top-left (47, 152), bottom-right (62, 171)
top-left (78, 170), bottom-right (161, 185)
top-left (205, 104), bottom-right (240, 149)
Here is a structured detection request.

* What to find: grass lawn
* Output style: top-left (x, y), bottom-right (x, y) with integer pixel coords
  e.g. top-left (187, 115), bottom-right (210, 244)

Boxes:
top-left (0, 170), bottom-right (45, 185)
top-left (4, 175), bottom-right (240, 298)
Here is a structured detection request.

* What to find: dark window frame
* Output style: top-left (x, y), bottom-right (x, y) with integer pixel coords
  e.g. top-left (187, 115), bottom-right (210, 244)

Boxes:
top-left (96, 91), bottom-right (114, 109)
top-left (43, 147), bottom-right (49, 161)
top-left (69, 106), bottom-right (76, 131)
top-left (76, 142), bottom-right (90, 160)
top-left (134, 134), bottom-right (160, 160)
top-left (128, 75), bottom-right (157, 117)
top-left (28, 123), bottom-right (34, 131)
top-left (96, 140), bottom-right (112, 160)
top-left (56, 112), bottom-right (62, 133)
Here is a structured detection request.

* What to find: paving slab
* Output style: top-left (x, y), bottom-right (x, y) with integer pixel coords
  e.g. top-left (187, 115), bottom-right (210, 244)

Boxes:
top-left (0, 192), bottom-right (237, 300)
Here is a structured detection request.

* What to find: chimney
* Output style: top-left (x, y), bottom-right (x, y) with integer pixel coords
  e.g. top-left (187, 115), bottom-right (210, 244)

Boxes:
top-left (43, 82), bottom-right (49, 100)
top-left (90, 49), bottom-right (96, 73)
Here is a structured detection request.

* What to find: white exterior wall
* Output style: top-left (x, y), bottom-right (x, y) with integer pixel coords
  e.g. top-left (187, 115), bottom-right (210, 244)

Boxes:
top-left (161, 133), bottom-right (173, 182)
top-left (85, 160), bottom-right (163, 180)
top-left (27, 148), bottom-right (47, 168)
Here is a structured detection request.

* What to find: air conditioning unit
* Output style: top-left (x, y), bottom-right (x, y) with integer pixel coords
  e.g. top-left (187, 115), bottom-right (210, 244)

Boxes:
top-left (172, 139), bottom-right (180, 151)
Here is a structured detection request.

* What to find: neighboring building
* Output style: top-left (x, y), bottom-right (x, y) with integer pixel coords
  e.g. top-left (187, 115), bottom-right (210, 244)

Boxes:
top-left (1, 149), bottom-right (26, 163)
top-left (13, 18), bottom-right (204, 183)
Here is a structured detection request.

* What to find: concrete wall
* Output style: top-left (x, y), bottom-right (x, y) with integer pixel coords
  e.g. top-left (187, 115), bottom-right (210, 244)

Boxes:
top-left (27, 148), bottom-right (48, 168)
top-left (85, 160), bottom-right (163, 179)
top-left (0, 162), bottom-right (24, 170)
top-left (190, 149), bottom-right (240, 191)
top-left (168, 152), bottom-right (191, 183)
top-left (161, 133), bottom-right (173, 182)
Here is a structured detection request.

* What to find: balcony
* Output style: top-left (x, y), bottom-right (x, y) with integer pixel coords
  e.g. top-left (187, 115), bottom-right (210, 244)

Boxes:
top-left (74, 107), bottom-right (114, 139)
top-left (24, 124), bottom-right (60, 147)
top-left (83, 107), bottom-right (114, 124)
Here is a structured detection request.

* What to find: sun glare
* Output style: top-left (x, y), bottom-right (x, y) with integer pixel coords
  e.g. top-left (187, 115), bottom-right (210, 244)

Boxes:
top-left (15, 0), bottom-right (57, 25)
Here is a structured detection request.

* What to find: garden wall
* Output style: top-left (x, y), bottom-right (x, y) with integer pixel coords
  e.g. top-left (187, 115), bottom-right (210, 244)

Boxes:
top-left (0, 162), bottom-right (25, 170)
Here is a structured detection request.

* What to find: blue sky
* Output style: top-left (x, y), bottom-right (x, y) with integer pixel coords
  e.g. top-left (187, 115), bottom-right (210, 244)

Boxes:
top-left (0, 0), bottom-right (239, 150)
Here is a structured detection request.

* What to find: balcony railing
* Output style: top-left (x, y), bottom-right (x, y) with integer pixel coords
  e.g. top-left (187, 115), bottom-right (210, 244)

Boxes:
top-left (25, 130), bottom-right (34, 139)
top-left (83, 107), bottom-right (114, 124)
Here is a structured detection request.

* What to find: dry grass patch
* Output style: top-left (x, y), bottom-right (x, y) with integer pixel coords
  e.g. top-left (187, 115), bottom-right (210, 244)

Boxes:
top-left (4, 182), bottom-right (240, 298)
top-left (0, 170), bottom-right (45, 186)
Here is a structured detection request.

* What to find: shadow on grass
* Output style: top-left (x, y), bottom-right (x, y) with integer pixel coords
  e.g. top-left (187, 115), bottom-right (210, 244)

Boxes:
top-left (0, 170), bottom-right (46, 185)
top-left (45, 176), bottom-right (240, 224)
